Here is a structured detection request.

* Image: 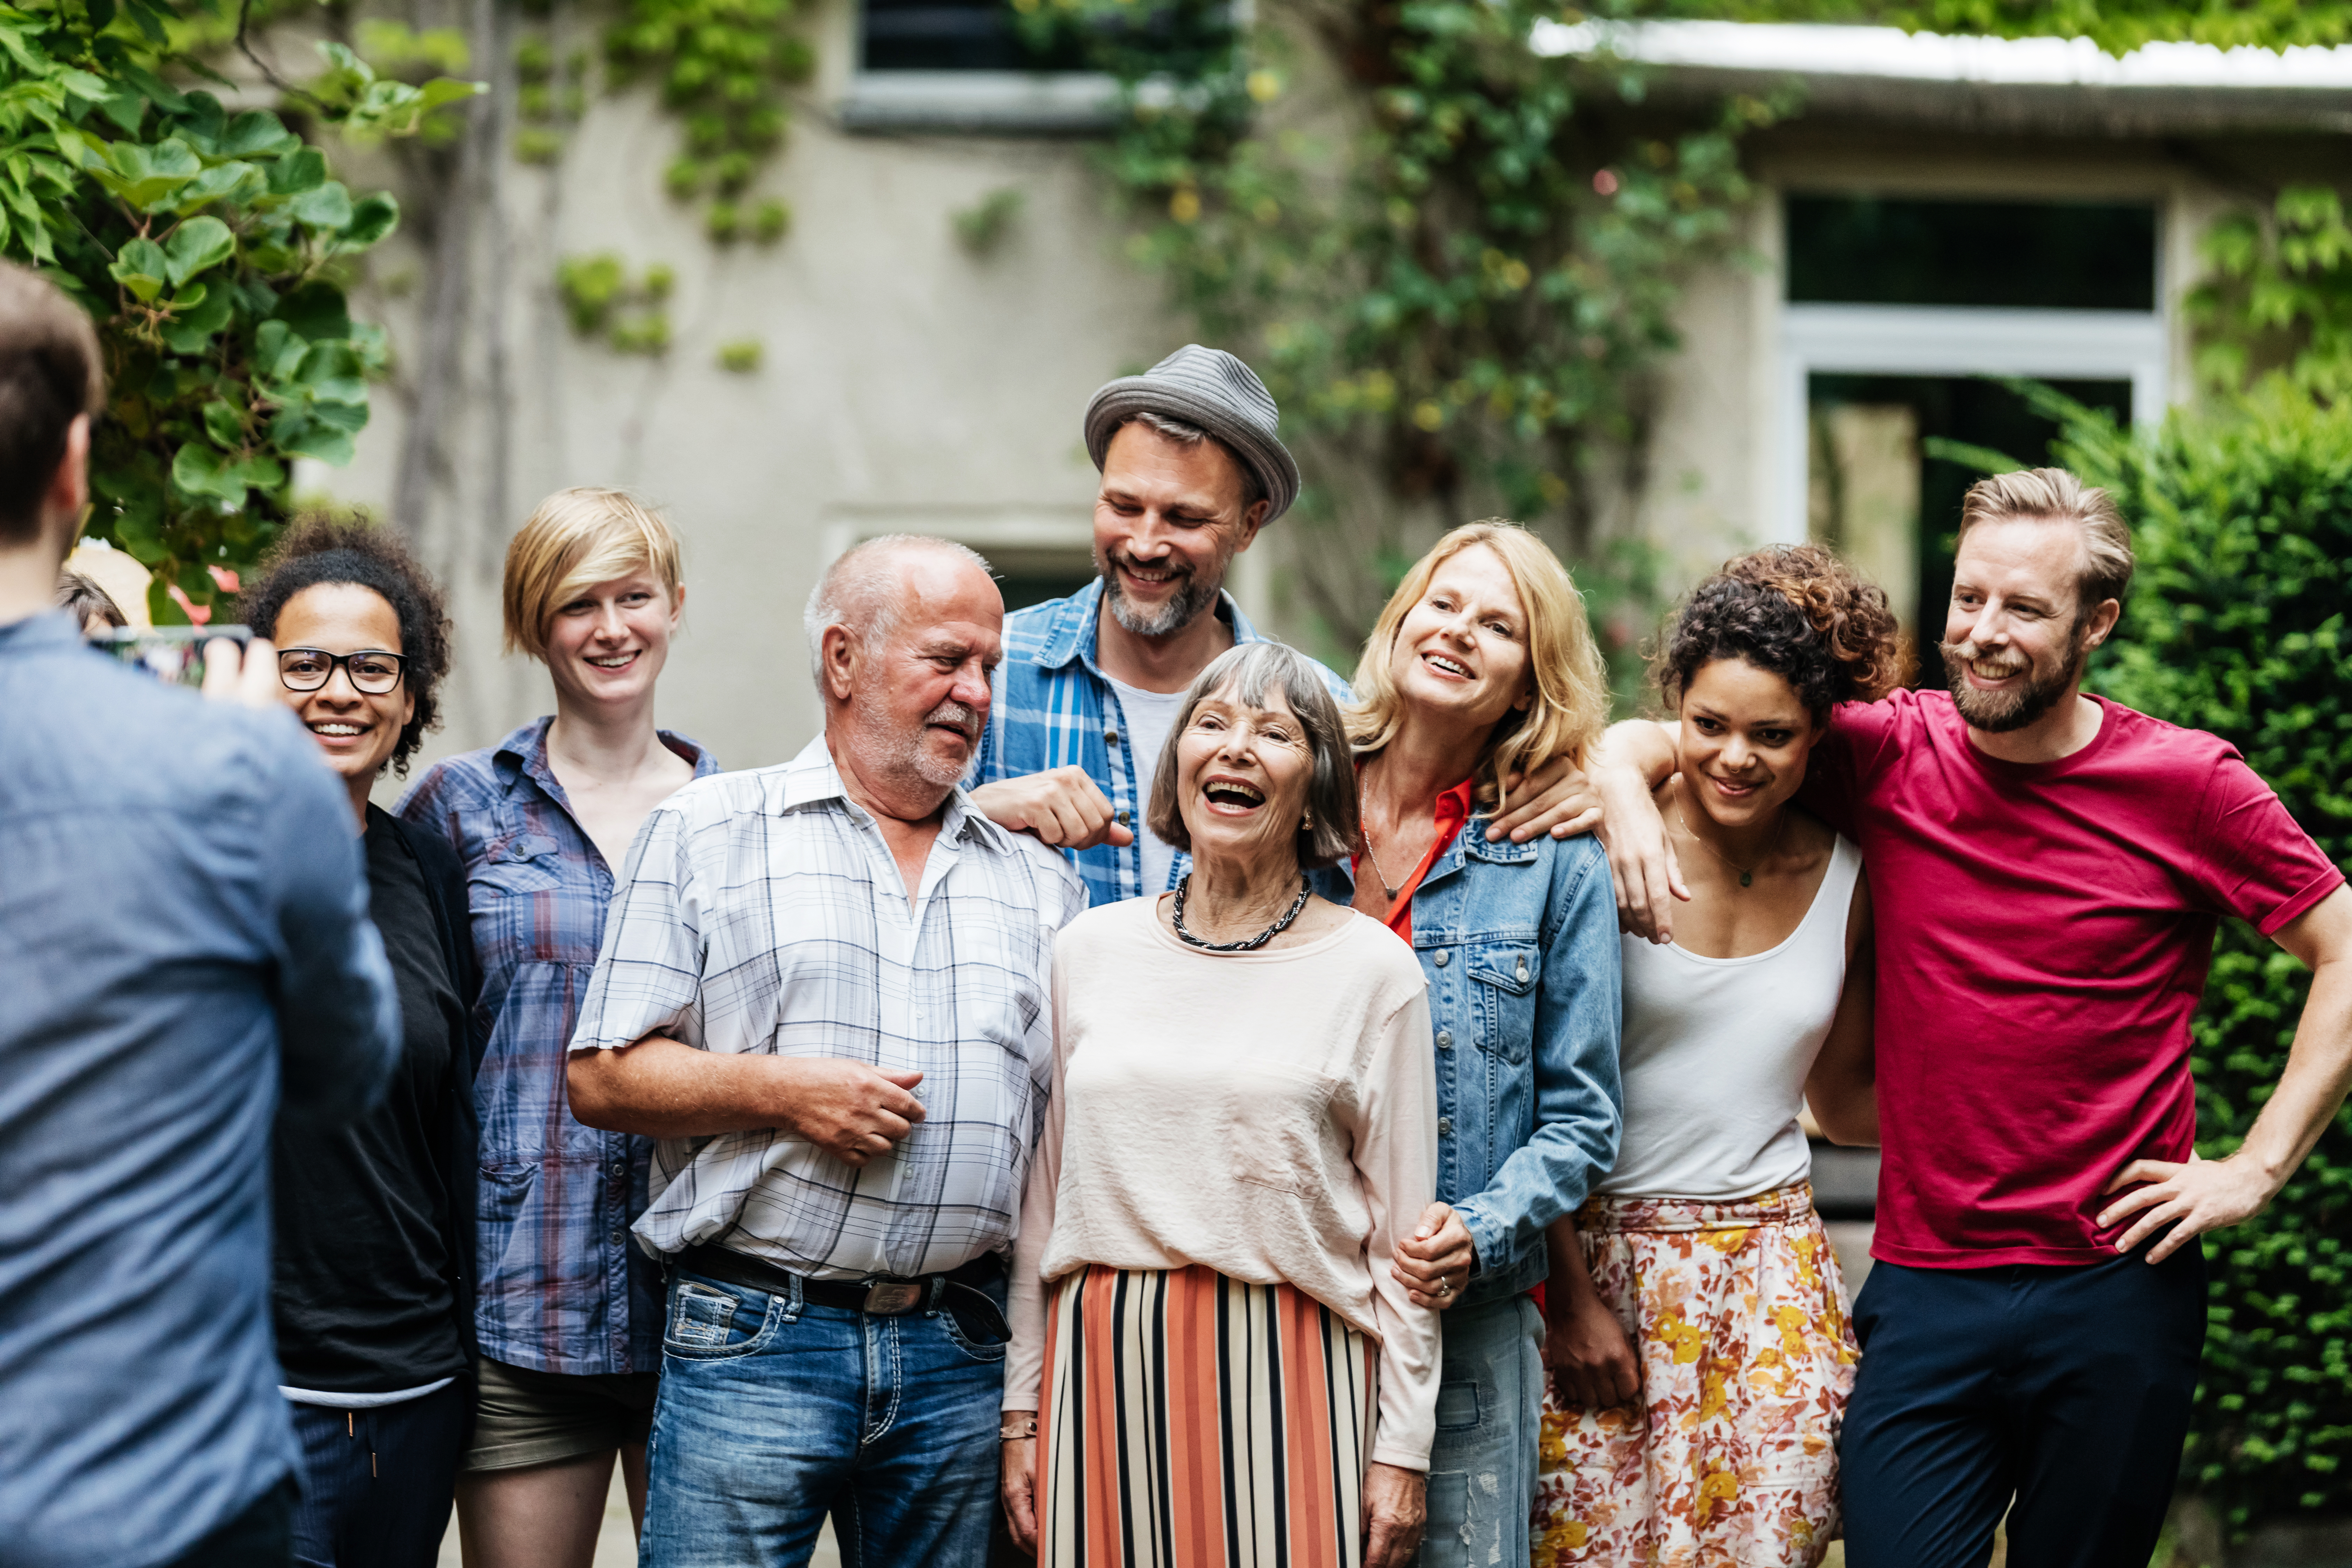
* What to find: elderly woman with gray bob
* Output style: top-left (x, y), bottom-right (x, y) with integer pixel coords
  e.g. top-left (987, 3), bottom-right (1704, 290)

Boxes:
top-left (999, 639), bottom-right (1442, 1568)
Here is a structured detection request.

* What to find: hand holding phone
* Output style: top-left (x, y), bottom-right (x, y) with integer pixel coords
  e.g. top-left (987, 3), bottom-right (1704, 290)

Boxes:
top-left (91, 625), bottom-right (281, 708)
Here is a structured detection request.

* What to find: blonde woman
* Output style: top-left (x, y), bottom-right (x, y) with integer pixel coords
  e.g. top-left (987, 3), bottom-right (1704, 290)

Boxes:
top-left (1308, 520), bottom-right (1625, 1568)
top-left (397, 490), bottom-right (719, 1568)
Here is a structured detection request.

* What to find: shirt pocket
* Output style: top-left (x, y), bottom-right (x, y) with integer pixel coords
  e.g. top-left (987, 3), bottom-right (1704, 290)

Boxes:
top-left (477, 832), bottom-right (565, 897)
top-left (1466, 941), bottom-right (1540, 1064)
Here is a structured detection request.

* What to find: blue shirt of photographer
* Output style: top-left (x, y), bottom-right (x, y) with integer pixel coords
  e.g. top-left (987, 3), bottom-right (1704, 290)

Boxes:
top-left (0, 610), bottom-right (401, 1568)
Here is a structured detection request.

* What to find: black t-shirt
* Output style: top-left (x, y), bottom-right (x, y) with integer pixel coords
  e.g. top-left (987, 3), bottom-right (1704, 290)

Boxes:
top-left (272, 808), bottom-right (470, 1392)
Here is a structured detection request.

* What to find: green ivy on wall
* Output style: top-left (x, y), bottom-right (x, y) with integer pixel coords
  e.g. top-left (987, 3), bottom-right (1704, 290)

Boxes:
top-left (605, 0), bottom-right (807, 233)
top-left (0, 0), bottom-right (476, 618)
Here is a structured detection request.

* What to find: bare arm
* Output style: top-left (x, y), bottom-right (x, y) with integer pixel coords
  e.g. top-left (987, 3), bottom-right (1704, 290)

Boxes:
top-left (1540, 1215), bottom-right (1639, 1409)
top-left (2101, 883), bottom-right (2352, 1261)
top-left (567, 1034), bottom-right (925, 1166)
top-left (1588, 719), bottom-right (1689, 943)
top-left (968, 766), bottom-right (1135, 853)
top-left (1804, 874), bottom-right (1878, 1147)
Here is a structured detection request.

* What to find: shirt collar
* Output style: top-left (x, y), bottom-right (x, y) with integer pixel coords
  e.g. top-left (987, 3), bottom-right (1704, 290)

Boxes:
top-left (492, 715), bottom-right (718, 797)
top-left (780, 734), bottom-right (1015, 854)
top-left (1030, 578), bottom-right (1264, 672)
top-left (0, 608), bottom-right (83, 655)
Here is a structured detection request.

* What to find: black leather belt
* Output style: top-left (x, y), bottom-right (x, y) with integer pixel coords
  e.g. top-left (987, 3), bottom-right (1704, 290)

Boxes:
top-left (675, 1243), bottom-right (1004, 1318)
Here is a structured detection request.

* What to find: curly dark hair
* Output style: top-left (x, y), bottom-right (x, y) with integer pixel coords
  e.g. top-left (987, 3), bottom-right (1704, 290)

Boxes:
top-left (240, 515), bottom-right (453, 777)
top-left (1657, 544), bottom-right (1907, 720)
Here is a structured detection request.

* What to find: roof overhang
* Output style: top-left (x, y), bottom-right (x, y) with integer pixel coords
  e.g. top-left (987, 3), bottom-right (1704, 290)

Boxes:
top-left (1529, 20), bottom-right (2352, 135)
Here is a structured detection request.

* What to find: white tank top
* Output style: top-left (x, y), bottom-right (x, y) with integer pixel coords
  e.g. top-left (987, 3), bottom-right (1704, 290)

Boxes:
top-left (1595, 834), bottom-right (1862, 1201)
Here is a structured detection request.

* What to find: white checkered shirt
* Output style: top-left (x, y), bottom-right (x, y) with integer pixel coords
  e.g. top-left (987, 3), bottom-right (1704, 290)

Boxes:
top-left (570, 736), bottom-right (1087, 1280)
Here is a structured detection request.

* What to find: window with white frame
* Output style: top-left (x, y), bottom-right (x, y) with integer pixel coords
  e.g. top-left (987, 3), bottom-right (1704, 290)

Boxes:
top-left (845, 0), bottom-right (1224, 132)
top-left (1780, 195), bottom-right (2163, 666)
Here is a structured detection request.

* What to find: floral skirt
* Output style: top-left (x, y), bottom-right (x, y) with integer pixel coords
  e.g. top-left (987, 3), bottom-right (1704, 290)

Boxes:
top-left (1532, 1182), bottom-right (1858, 1568)
top-left (1038, 1264), bottom-right (1378, 1568)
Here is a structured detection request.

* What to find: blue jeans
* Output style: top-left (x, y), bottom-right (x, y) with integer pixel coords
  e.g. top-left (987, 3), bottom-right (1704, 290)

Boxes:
top-left (640, 1263), bottom-right (1010, 1568)
top-left (1416, 1293), bottom-right (1544, 1568)
top-left (286, 1384), bottom-right (469, 1568)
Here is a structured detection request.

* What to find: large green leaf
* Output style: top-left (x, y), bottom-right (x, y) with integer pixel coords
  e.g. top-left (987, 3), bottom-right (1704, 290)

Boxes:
top-left (159, 284), bottom-right (232, 352)
top-left (170, 440), bottom-right (247, 505)
top-left (163, 215), bottom-right (233, 284)
top-left (288, 180), bottom-right (352, 230)
top-left (265, 146), bottom-right (326, 197)
top-left (273, 281), bottom-right (350, 343)
top-left (92, 138), bottom-right (201, 211)
top-left (253, 319), bottom-right (309, 381)
top-left (270, 410), bottom-right (356, 465)
top-left (174, 160), bottom-right (264, 211)
top-left (294, 341), bottom-right (366, 405)
top-left (107, 235), bottom-right (168, 301)
top-left (338, 191), bottom-right (398, 249)
top-left (219, 110), bottom-right (300, 159)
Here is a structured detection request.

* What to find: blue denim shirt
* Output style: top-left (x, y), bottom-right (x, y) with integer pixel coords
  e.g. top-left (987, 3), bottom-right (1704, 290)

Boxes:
top-left (0, 611), bottom-right (400, 1568)
top-left (970, 579), bottom-right (1354, 907)
top-left (1313, 824), bottom-right (1623, 1308)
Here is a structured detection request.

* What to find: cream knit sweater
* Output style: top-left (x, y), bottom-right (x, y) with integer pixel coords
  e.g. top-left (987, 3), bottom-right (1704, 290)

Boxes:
top-left (1003, 895), bottom-right (1442, 1471)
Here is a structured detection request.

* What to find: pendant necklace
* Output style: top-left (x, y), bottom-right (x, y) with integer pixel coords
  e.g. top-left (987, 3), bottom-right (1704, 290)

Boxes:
top-left (1358, 823), bottom-right (1406, 901)
top-left (1172, 873), bottom-right (1312, 952)
top-left (1675, 799), bottom-right (1785, 889)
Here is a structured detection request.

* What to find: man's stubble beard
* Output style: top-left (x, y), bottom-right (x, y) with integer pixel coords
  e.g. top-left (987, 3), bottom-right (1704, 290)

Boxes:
top-left (852, 684), bottom-right (978, 792)
top-left (1099, 541), bottom-right (1232, 639)
top-left (1939, 618), bottom-right (2087, 734)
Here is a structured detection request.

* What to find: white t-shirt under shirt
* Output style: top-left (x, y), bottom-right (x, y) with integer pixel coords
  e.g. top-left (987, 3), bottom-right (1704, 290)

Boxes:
top-left (1102, 672), bottom-right (1188, 895)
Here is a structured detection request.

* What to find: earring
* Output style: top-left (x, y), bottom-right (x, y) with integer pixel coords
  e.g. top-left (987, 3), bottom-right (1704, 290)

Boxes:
top-left (1301, 813), bottom-right (1312, 829)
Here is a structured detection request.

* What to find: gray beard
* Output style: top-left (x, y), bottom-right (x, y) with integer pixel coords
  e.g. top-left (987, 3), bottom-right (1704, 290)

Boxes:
top-left (1101, 554), bottom-right (1223, 639)
top-left (854, 687), bottom-right (975, 790)
top-left (1939, 635), bottom-right (2084, 734)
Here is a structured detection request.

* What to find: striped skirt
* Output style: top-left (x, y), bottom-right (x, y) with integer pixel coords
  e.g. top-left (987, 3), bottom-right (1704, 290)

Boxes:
top-left (1037, 1264), bottom-right (1377, 1568)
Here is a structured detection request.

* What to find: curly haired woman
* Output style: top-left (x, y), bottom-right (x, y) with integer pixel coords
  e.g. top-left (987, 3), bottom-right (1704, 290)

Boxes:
top-left (1531, 544), bottom-right (1904, 1566)
top-left (242, 517), bottom-right (480, 1568)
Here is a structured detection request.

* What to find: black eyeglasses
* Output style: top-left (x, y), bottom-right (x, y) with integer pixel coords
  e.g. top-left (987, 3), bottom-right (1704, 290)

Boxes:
top-left (279, 647), bottom-right (407, 694)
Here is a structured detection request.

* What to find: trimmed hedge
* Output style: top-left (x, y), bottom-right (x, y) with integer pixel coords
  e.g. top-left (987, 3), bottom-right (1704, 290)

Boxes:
top-left (2056, 384), bottom-right (2352, 1537)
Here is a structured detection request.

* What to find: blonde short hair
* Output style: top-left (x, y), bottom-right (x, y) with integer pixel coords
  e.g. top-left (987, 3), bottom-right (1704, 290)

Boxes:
top-left (502, 488), bottom-right (684, 660)
top-left (1956, 468), bottom-right (2134, 612)
top-left (1346, 521), bottom-right (1610, 813)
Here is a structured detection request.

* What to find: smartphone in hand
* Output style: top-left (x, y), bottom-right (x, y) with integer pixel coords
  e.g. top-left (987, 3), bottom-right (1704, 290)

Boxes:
top-left (90, 625), bottom-right (253, 687)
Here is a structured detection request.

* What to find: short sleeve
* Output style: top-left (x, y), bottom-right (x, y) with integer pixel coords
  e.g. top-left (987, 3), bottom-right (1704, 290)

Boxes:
top-left (569, 803), bottom-right (707, 1053)
top-left (2190, 753), bottom-right (2346, 935)
top-left (1798, 697), bottom-right (1900, 838)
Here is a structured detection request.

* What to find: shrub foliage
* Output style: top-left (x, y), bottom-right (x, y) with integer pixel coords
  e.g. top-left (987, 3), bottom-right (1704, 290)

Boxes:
top-left (2061, 385), bottom-right (2352, 1535)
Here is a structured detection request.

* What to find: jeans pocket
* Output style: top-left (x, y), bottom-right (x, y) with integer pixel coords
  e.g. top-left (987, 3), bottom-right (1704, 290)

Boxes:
top-left (662, 1278), bottom-right (778, 1360)
top-left (937, 1292), bottom-right (1010, 1363)
top-left (1435, 1379), bottom-right (1484, 1433)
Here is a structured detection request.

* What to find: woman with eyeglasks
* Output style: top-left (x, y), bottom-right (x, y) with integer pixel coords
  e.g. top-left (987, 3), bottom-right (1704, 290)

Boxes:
top-left (240, 518), bottom-right (482, 1568)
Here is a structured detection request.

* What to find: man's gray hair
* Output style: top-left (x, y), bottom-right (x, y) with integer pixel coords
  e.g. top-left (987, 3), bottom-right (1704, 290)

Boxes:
top-left (1144, 640), bottom-right (1358, 870)
top-left (803, 534), bottom-right (993, 690)
top-left (1120, 411), bottom-right (1267, 513)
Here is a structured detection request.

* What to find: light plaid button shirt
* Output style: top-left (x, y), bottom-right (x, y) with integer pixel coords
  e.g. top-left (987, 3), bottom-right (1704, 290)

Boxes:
top-left (968, 578), bottom-right (1354, 907)
top-left (570, 736), bottom-right (1086, 1280)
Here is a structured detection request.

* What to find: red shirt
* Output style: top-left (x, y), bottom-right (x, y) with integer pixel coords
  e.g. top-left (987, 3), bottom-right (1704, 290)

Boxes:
top-left (1358, 776), bottom-right (1476, 944)
top-left (1803, 690), bottom-right (2343, 1268)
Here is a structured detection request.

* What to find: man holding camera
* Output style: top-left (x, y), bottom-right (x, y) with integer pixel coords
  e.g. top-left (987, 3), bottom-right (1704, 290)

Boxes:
top-left (0, 260), bottom-right (402, 1568)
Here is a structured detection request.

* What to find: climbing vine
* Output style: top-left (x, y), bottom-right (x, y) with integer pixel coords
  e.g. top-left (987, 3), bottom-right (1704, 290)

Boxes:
top-left (0, 0), bottom-right (476, 618)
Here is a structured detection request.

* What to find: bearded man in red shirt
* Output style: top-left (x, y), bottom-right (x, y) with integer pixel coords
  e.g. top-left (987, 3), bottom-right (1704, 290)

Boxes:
top-left (1591, 469), bottom-right (2352, 1568)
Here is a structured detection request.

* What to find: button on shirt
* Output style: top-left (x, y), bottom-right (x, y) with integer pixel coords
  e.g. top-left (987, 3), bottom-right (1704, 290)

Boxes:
top-left (571, 737), bottom-right (1088, 1278)
top-left (398, 718), bottom-right (720, 1374)
top-left (969, 579), bottom-right (1354, 906)
top-left (0, 612), bottom-right (399, 1568)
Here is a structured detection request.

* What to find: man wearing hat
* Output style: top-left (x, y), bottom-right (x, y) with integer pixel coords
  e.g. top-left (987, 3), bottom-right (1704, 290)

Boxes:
top-left (968, 345), bottom-right (1593, 905)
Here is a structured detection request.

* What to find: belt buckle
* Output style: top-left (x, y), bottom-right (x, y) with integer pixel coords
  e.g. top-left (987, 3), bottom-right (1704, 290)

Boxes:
top-left (861, 1279), bottom-right (924, 1316)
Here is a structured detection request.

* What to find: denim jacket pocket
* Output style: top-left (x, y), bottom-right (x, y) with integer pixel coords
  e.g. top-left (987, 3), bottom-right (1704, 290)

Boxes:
top-left (1466, 941), bottom-right (1540, 1063)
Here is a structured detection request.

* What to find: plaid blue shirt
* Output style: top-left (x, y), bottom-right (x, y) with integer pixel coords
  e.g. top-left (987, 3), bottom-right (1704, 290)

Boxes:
top-left (397, 719), bottom-right (720, 1376)
top-left (968, 578), bottom-right (1353, 907)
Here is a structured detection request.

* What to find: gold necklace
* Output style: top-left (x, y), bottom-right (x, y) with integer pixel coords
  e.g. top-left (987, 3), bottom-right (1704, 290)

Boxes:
top-left (1675, 798), bottom-right (1785, 889)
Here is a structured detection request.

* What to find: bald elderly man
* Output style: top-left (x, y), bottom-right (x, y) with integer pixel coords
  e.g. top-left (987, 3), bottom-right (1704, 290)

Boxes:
top-left (568, 534), bottom-right (1086, 1568)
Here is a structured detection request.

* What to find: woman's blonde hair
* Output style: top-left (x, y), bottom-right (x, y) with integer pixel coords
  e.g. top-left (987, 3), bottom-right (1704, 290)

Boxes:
top-left (1346, 520), bottom-right (1610, 812)
top-left (502, 488), bottom-right (684, 660)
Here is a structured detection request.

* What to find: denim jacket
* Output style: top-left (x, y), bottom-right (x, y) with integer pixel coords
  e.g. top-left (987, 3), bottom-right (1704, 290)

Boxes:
top-left (1312, 825), bottom-right (1623, 1309)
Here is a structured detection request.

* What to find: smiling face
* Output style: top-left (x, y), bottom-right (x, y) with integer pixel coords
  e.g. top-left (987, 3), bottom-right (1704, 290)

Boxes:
top-left (1940, 516), bottom-right (2115, 734)
top-left (1172, 680), bottom-right (1314, 875)
top-left (1093, 420), bottom-right (1267, 639)
top-left (832, 552), bottom-right (1004, 802)
top-left (1676, 656), bottom-right (1821, 830)
top-left (545, 568), bottom-right (681, 714)
top-left (1385, 542), bottom-right (1534, 736)
top-left (273, 582), bottom-right (413, 796)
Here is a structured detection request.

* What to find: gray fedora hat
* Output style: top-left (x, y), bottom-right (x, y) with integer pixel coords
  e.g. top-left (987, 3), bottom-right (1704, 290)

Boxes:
top-left (1083, 345), bottom-right (1301, 524)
